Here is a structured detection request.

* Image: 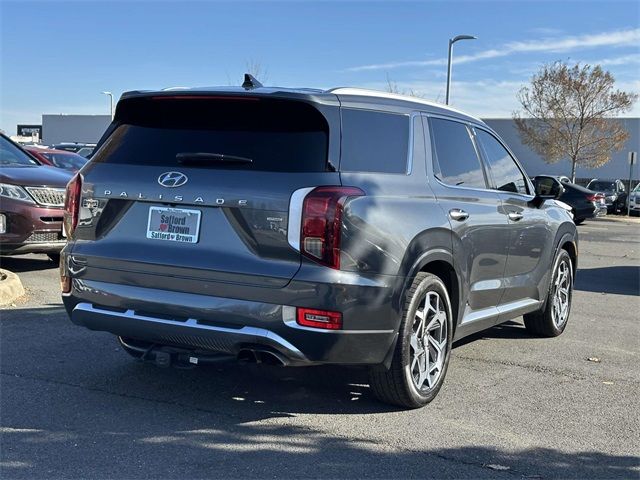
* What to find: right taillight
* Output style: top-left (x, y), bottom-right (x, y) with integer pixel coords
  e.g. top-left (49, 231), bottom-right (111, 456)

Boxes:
top-left (64, 173), bottom-right (82, 238)
top-left (300, 186), bottom-right (364, 269)
top-left (585, 194), bottom-right (596, 202)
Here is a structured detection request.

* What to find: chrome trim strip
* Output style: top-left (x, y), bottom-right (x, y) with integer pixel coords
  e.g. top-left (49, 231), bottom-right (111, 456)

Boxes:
top-left (287, 187), bottom-right (315, 251)
top-left (461, 298), bottom-right (540, 325)
top-left (73, 302), bottom-right (304, 357)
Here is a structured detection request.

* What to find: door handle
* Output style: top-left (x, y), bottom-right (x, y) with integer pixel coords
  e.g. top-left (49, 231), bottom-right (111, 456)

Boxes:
top-left (449, 208), bottom-right (469, 222)
top-left (508, 212), bottom-right (524, 221)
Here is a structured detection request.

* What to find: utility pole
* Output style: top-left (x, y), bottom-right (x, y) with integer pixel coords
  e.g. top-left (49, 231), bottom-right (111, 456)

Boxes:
top-left (628, 151), bottom-right (637, 216)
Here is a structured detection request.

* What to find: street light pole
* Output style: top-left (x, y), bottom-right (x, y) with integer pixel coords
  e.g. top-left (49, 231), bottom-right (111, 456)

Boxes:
top-left (101, 91), bottom-right (114, 119)
top-left (445, 35), bottom-right (477, 105)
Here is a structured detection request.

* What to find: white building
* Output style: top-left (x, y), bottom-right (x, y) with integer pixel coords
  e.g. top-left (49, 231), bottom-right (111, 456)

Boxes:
top-left (41, 114), bottom-right (111, 145)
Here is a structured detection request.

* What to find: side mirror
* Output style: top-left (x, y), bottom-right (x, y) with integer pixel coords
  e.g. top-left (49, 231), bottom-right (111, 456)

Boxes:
top-left (532, 176), bottom-right (565, 207)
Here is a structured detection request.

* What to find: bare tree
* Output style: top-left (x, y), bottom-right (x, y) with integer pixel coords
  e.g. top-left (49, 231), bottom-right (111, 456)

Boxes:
top-left (513, 61), bottom-right (637, 182)
top-left (385, 74), bottom-right (425, 98)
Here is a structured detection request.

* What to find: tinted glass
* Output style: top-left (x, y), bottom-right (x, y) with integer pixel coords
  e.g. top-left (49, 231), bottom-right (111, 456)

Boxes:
top-left (43, 152), bottom-right (87, 170)
top-left (0, 136), bottom-right (39, 166)
top-left (93, 98), bottom-right (329, 172)
top-left (430, 118), bottom-right (486, 188)
top-left (476, 130), bottom-right (529, 194)
top-left (340, 109), bottom-right (409, 173)
top-left (588, 181), bottom-right (616, 192)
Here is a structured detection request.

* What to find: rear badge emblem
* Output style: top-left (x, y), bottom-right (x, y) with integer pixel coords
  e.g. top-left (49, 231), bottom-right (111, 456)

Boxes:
top-left (158, 171), bottom-right (188, 188)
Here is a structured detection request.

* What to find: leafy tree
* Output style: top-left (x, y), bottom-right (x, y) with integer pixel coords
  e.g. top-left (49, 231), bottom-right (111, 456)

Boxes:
top-left (513, 62), bottom-right (637, 182)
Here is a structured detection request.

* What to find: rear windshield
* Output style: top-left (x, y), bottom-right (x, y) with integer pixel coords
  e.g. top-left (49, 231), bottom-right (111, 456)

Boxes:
top-left (92, 97), bottom-right (329, 172)
top-left (589, 181), bottom-right (615, 191)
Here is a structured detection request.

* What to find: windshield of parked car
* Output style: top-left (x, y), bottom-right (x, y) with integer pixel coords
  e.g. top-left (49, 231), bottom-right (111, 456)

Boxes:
top-left (0, 136), bottom-right (40, 167)
top-left (589, 181), bottom-right (616, 192)
top-left (42, 152), bottom-right (87, 171)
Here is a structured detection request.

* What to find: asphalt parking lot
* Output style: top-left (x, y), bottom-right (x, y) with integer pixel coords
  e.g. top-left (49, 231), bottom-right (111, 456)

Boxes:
top-left (1, 217), bottom-right (638, 479)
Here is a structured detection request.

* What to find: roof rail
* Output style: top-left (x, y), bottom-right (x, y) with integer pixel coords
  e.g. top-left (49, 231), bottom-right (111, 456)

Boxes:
top-left (327, 87), bottom-right (470, 116)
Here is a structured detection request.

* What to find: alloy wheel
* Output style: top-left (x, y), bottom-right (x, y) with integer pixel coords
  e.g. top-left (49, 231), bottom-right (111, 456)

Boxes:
top-left (409, 291), bottom-right (448, 391)
top-left (551, 259), bottom-right (572, 328)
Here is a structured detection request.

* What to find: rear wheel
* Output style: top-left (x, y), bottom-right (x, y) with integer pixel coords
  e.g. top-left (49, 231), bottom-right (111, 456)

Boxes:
top-left (573, 218), bottom-right (584, 225)
top-left (523, 249), bottom-right (573, 337)
top-left (369, 273), bottom-right (453, 408)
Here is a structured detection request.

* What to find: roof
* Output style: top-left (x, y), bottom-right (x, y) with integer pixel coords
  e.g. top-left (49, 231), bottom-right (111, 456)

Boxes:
top-left (119, 84), bottom-right (482, 124)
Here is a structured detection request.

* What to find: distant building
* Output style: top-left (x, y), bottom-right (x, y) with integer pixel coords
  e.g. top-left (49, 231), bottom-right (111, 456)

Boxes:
top-left (484, 118), bottom-right (639, 183)
top-left (42, 114), bottom-right (111, 145)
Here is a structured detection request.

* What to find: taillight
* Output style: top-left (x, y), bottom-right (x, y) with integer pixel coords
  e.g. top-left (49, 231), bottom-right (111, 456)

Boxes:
top-left (300, 186), bottom-right (364, 269)
top-left (64, 173), bottom-right (82, 238)
top-left (585, 194), bottom-right (596, 202)
top-left (296, 307), bottom-right (342, 330)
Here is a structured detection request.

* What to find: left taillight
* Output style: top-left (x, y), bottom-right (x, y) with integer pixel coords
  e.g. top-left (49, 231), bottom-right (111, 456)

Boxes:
top-left (64, 173), bottom-right (82, 238)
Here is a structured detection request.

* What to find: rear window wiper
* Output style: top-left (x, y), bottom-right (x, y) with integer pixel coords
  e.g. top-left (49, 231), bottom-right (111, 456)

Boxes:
top-left (176, 152), bottom-right (253, 165)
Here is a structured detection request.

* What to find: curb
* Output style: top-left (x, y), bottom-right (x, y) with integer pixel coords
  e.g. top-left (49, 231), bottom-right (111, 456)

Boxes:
top-left (0, 269), bottom-right (25, 306)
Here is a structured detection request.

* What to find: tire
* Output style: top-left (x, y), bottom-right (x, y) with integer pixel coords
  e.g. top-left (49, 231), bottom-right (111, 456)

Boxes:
top-left (523, 249), bottom-right (573, 337)
top-left (573, 218), bottom-right (584, 225)
top-left (47, 253), bottom-right (60, 264)
top-left (369, 272), bottom-right (453, 409)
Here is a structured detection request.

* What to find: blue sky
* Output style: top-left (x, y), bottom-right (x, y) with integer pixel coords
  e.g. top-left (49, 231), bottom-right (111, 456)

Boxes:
top-left (1, 0), bottom-right (639, 134)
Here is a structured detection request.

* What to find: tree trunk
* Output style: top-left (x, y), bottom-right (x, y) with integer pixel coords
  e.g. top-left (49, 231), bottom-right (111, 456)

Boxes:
top-left (570, 157), bottom-right (578, 183)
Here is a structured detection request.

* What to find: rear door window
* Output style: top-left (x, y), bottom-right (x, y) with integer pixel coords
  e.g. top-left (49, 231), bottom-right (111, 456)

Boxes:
top-left (340, 109), bottom-right (409, 173)
top-left (429, 118), bottom-right (487, 189)
top-left (92, 97), bottom-right (330, 172)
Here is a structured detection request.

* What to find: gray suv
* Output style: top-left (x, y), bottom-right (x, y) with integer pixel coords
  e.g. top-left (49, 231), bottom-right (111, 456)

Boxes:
top-left (61, 80), bottom-right (577, 408)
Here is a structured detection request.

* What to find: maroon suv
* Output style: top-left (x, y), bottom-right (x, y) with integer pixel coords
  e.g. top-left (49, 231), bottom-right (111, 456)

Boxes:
top-left (0, 134), bottom-right (71, 260)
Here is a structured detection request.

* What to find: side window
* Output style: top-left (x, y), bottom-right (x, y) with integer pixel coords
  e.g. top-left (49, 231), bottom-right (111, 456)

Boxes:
top-left (430, 117), bottom-right (486, 189)
top-left (475, 129), bottom-right (529, 195)
top-left (341, 109), bottom-right (409, 173)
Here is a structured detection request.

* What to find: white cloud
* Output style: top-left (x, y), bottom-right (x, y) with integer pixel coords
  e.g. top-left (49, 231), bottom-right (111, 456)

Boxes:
top-left (348, 28), bottom-right (640, 72)
top-left (585, 53), bottom-right (640, 66)
top-left (358, 78), bottom-right (640, 119)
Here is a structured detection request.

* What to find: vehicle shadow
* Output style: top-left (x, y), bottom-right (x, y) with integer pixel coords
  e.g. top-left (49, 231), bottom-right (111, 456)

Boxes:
top-left (453, 321), bottom-right (536, 349)
top-left (575, 266), bottom-right (640, 296)
top-left (0, 254), bottom-right (57, 273)
top-left (2, 306), bottom-right (638, 478)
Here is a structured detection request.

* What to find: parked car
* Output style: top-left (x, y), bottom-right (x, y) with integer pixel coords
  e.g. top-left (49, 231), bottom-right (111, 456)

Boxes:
top-left (51, 142), bottom-right (96, 154)
top-left (61, 82), bottom-right (577, 408)
top-left (25, 147), bottom-right (87, 173)
top-left (0, 134), bottom-right (71, 260)
top-left (628, 183), bottom-right (640, 216)
top-left (586, 179), bottom-right (627, 213)
top-left (535, 176), bottom-right (605, 225)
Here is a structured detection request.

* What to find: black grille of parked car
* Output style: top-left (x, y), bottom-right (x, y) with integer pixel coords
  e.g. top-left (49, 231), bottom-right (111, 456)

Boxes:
top-left (24, 187), bottom-right (65, 207)
top-left (25, 231), bottom-right (64, 243)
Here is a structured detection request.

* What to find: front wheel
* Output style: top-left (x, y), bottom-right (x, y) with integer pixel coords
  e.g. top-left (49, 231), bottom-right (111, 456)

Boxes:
top-left (523, 249), bottom-right (573, 337)
top-left (369, 273), bottom-right (453, 408)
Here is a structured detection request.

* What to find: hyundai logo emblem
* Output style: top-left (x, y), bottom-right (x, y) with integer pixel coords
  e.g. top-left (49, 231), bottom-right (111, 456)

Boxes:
top-left (158, 171), bottom-right (188, 188)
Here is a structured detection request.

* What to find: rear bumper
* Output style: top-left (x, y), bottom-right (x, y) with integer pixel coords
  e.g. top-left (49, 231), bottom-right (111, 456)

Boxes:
top-left (62, 275), bottom-right (399, 366)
